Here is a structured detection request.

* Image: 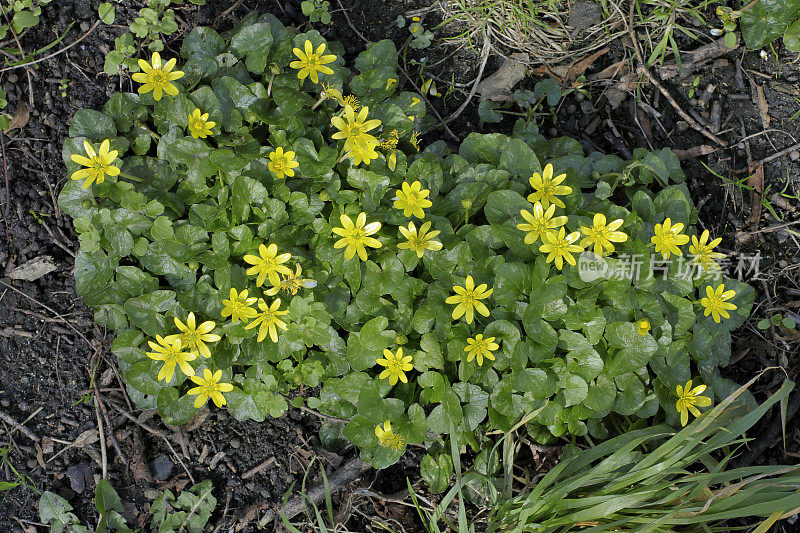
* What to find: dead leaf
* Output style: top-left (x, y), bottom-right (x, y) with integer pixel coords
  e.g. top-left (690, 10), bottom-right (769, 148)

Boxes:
top-left (8, 255), bottom-right (57, 281)
top-left (672, 145), bottom-right (715, 159)
top-left (6, 103), bottom-right (29, 131)
top-left (478, 53), bottom-right (529, 101)
top-left (565, 47), bottom-right (609, 82)
top-left (591, 59), bottom-right (628, 81)
top-left (748, 163), bottom-right (764, 226)
top-left (755, 85), bottom-right (770, 129)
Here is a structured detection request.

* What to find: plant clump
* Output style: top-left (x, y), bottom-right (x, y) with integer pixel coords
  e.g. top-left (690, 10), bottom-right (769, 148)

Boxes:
top-left (60, 12), bottom-right (754, 473)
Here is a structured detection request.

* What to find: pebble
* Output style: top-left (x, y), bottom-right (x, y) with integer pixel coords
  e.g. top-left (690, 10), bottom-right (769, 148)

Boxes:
top-left (80, 21), bottom-right (90, 32)
top-left (549, 127), bottom-right (558, 137)
top-left (677, 121), bottom-right (689, 132)
top-left (1, 399), bottom-right (9, 407)
top-left (144, 488), bottom-right (161, 500)
top-left (18, 400), bottom-right (29, 411)
top-left (790, 150), bottom-right (800, 161)
top-left (151, 454), bottom-right (174, 481)
top-left (230, 438), bottom-right (241, 449)
top-left (26, 459), bottom-right (37, 469)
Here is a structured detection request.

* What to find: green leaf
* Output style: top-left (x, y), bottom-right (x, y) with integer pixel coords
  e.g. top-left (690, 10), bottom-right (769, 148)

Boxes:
top-left (98, 2), bottom-right (115, 24)
top-left (562, 374), bottom-right (588, 407)
top-left (94, 479), bottom-right (122, 514)
top-left (230, 22), bottom-right (273, 74)
top-left (613, 373), bottom-right (646, 415)
top-left (604, 321), bottom-right (658, 376)
top-left (499, 137), bottom-right (542, 178)
top-left (157, 387), bottom-right (199, 426)
top-left (421, 453), bottom-right (453, 494)
top-left (785, 18), bottom-right (800, 52)
top-left (69, 109), bottom-right (117, 140)
top-left (459, 133), bottom-right (509, 165)
top-left (123, 290), bottom-right (177, 337)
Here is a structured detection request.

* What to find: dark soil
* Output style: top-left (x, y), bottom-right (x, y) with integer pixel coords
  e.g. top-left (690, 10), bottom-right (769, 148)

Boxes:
top-left (1, 0), bottom-right (799, 531)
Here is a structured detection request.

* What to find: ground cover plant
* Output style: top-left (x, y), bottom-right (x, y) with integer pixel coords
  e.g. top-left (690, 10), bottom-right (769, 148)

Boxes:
top-left (59, 11), bottom-right (757, 478)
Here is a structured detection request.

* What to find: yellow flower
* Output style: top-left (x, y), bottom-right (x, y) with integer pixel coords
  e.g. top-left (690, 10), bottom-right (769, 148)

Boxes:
top-left (517, 202), bottom-right (568, 245)
top-left (445, 275), bottom-right (493, 324)
top-left (244, 297), bottom-right (289, 343)
top-left (398, 220), bottom-right (442, 258)
top-left (243, 243), bottom-right (293, 287)
top-left (187, 108), bottom-right (215, 139)
top-left (268, 147), bottom-right (300, 179)
top-left (527, 163), bottom-right (572, 209)
top-left (264, 264), bottom-right (317, 297)
top-left (380, 129), bottom-right (402, 171)
top-left (70, 139), bottom-right (120, 189)
top-left (375, 420), bottom-right (404, 451)
top-left (290, 40), bottom-right (336, 84)
top-left (393, 180), bottom-right (433, 219)
top-left (676, 380), bottom-right (712, 426)
top-left (700, 284), bottom-right (737, 323)
top-left (651, 218), bottom-right (690, 259)
top-left (376, 347), bottom-right (413, 385)
top-left (331, 104), bottom-right (381, 153)
top-left (332, 212), bottom-right (382, 261)
top-left (539, 227), bottom-right (584, 270)
top-left (636, 319), bottom-right (651, 335)
top-left (579, 213), bottom-right (628, 257)
top-left (131, 52), bottom-right (184, 101)
top-left (465, 334), bottom-right (499, 366)
top-left (347, 142), bottom-right (379, 166)
top-left (386, 78), bottom-right (397, 89)
top-left (146, 335), bottom-right (196, 382)
top-left (187, 369), bottom-right (234, 409)
top-left (410, 131), bottom-right (421, 151)
top-left (221, 288), bottom-right (258, 324)
top-left (689, 230), bottom-right (725, 271)
top-left (165, 313), bottom-right (220, 359)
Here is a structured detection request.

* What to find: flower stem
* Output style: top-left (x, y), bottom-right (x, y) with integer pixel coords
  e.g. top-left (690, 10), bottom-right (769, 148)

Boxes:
top-left (310, 94), bottom-right (326, 111)
top-left (118, 171), bottom-right (142, 183)
top-left (139, 124), bottom-right (161, 141)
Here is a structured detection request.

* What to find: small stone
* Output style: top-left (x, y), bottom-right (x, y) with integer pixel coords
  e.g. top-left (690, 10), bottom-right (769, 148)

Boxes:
top-left (66, 464), bottom-right (92, 493)
top-left (230, 438), bottom-right (241, 449)
top-left (18, 400), bottom-right (29, 411)
top-left (80, 21), bottom-right (90, 32)
top-left (790, 150), bottom-right (800, 161)
top-left (1, 399), bottom-right (9, 408)
top-left (567, 104), bottom-right (577, 114)
top-left (144, 488), bottom-right (161, 500)
top-left (549, 127), bottom-right (558, 137)
top-left (677, 121), bottom-right (690, 132)
top-left (151, 454), bottom-right (173, 481)
top-left (26, 459), bottom-right (37, 469)
top-left (568, 0), bottom-right (602, 31)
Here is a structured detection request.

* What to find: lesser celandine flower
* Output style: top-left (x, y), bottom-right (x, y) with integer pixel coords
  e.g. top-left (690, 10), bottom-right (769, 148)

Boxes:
top-left (146, 335), bottom-right (195, 382)
top-left (70, 140), bottom-right (120, 188)
top-left (637, 319), bottom-right (651, 335)
top-left (446, 275), bottom-right (493, 324)
top-left (290, 40), bottom-right (336, 84)
top-left (651, 218), bottom-right (690, 259)
top-left (517, 202), bottom-right (567, 245)
top-left (375, 420), bottom-right (404, 450)
top-left (394, 180), bottom-right (433, 218)
top-left (398, 221), bottom-right (442, 258)
top-left (245, 298), bottom-right (289, 342)
top-left (243, 243), bottom-right (293, 287)
top-left (676, 380), bottom-right (712, 426)
top-left (264, 264), bottom-right (317, 297)
top-left (332, 212), bottom-right (382, 261)
top-left (267, 147), bottom-right (299, 179)
top-left (376, 347), bottom-right (413, 385)
top-left (221, 288), bottom-right (258, 324)
top-left (689, 230), bottom-right (725, 271)
top-left (132, 52), bottom-right (184, 101)
top-left (347, 142), bottom-right (379, 166)
top-left (165, 313), bottom-right (220, 358)
top-left (187, 108), bottom-right (215, 139)
top-left (580, 213), bottom-right (628, 256)
top-left (700, 284), bottom-right (737, 323)
top-left (527, 163), bottom-right (572, 209)
top-left (539, 227), bottom-right (583, 270)
top-left (188, 369), bottom-right (234, 408)
top-left (465, 334), bottom-right (499, 366)
top-left (331, 104), bottom-right (381, 153)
